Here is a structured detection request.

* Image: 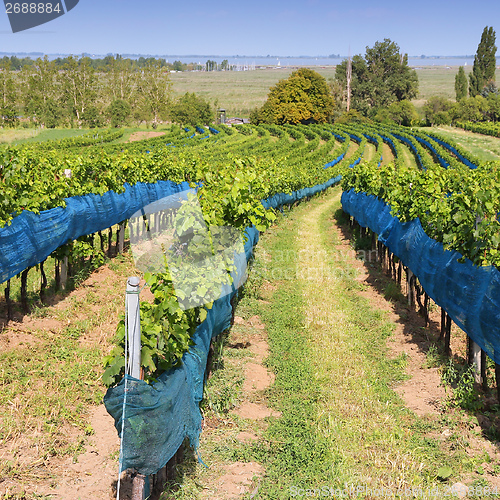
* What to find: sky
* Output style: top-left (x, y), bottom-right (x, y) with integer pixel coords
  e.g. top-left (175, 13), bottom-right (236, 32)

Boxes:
top-left (1, 0), bottom-right (499, 58)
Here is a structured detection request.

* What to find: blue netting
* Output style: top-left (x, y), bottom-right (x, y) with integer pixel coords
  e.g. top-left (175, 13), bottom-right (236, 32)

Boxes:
top-left (262, 175), bottom-right (341, 209)
top-left (392, 133), bottom-right (424, 169)
top-left (104, 174), bottom-right (342, 476)
top-left (413, 136), bottom-right (449, 168)
top-left (103, 226), bottom-right (259, 476)
top-left (324, 154), bottom-right (345, 169)
top-left (430, 136), bottom-right (478, 169)
top-left (0, 181), bottom-right (191, 285)
top-left (341, 189), bottom-right (500, 365)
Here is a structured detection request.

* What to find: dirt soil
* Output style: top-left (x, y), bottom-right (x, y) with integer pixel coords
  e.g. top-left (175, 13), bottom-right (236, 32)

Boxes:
top-left (127, 131), bottom-right (166, 142)
top-left (0, 266), bottom-right (128, 499)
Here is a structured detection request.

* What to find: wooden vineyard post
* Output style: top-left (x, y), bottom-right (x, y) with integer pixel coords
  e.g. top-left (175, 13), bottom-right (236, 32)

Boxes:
top-left (108, 227), bottom-right (114, 258)
top-left (118, 222), bottom-right (125, 254)
top-left (131, 474), bottom-right (146, 500)
top-left (444, 313), bottom-right (452, 357)
top-left (5, 279), bottom-right (13, 321)
top-left (60, 256), bottom-right (69, 290)
top-left (407, 269), bottom-right (414, 308)
top-left (471, 340), bottom-right (482, 384)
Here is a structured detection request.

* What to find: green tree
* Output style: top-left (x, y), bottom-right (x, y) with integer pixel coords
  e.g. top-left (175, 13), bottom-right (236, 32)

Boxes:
top-left (168, 92), bottom-right (213, 126)
top-left (60, 55), bottom-right (99, 127)
top-left (455, 66), bottom-right (468, 101)
top-left (0, 59), bottom-right (18, 127)
top-left (452, 95), bottom-right (488, 122)
top-left (335, 39), bottom-right (418, 116)
top-left (486, 92), bottom-right (500, 121)
top-left (387, 100), bottom-right (419, 126)
top-left (423, 96), bottom-right (454, 126)
top-left (108, 99), bottom-right (131, 127)
top-left (252, 68), bottom-right (334, 125)
top-left (136, 61), bottom-right (172, 128)
top-left (469, 26), bottom-right (497, 97)
top-left (105, 56), bottom-right (139, 103)
top-left (21, 56), bottom-right (63, 128)
top-left (172, 60), bottom-right (184, 72)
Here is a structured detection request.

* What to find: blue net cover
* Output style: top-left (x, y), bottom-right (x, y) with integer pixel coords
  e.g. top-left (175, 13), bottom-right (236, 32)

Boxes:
top-left (103, 175), bottom-right (342, 476)
top-left (103, 226), bottom-right (259, 476)
top-left (0, 180), bottom-right (191, 285)
top-left (341, 189), bottom-right (500, 365)
top-left (0, 169), bottom-right (340, 476)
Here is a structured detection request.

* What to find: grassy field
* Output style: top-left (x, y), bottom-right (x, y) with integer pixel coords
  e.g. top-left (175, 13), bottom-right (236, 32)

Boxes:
top-left (0, 128), bottom-right (93, 145)
top-left (170, 66), bottom-right (335, 118)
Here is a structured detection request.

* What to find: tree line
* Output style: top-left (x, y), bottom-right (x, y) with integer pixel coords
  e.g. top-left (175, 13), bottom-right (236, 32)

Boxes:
top-left (0, 55), bottom-right (215, 129)
top-left (251, 27), bottom-right (498, 128)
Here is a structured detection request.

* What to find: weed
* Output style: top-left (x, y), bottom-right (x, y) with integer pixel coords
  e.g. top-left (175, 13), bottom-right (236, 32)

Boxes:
top-left (424, 343), bottom-right (442, 369)
top-left (441, 358), bottom-right (484, 411)
top-left (383, 280), bottom-right (405, 302)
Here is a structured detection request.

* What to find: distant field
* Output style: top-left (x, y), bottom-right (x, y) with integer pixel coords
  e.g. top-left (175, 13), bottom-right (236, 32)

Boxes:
top-left (170, 66), bottom-right (336, 118)
top-left (0, 127), bottom-right (90, 145)
top-left (427, 125), bottom-right (500, 162)
top-left (170, 65), bottom-right (500, 118)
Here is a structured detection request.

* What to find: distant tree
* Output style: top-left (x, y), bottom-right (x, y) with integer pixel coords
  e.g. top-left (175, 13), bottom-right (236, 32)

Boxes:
top-left (21, 56), bottom-right (63, 128)
top-left (452, 95), bottom-right (488, 122)
top-left (335, 38), bottom-right (418, 116)
top-left (486, 93), bottom-right (500, 121)
top-left (168, 92), bottom-right (213, 126)
top-left (328, 78), bottom-right (346, 120)
top-left (387, 100), bottom-right (420, 126)
top-left (423, 96), bottom-right (454, 126)
top-left (108, 99), bottom-right (131, 127)
top-left (205, 60), bottom-right (217, 71)
top-left (335, 109), bottom-right (371, 124)
top-left (455, 66), bottom-right (468, 101)
top-left (480, 81), bottom-right (498, 97)
top-left (136, 61), bottom-right (172, 128)
top-left (0, 59), bottom-right (18, 127)
top-left (252, 68), bottom-right (334, 125)
top-left (60, 55), bottom-right (99, 127)
top-left (469, 26), bottom-right (497, 97)
top-left (82, 105), bottom-right (103, 128)
top-left (172, 60), bottom-right (184, 72)
top-left (105, 56), bottom-right (139, 103)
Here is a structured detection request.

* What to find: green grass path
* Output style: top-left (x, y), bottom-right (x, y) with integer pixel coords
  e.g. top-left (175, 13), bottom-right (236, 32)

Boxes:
top-left (255, 186), bottom-right (469, 498)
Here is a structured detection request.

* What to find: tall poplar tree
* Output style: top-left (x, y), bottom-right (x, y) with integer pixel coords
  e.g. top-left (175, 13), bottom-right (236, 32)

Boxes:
top-left (455, 66), bottom-right (468, 101)
top-left (469, 26), bottom-right (497, 97)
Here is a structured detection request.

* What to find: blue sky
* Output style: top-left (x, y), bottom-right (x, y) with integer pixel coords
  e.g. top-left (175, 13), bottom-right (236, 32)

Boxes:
top-left (1, 0), bottom-right (499, 58)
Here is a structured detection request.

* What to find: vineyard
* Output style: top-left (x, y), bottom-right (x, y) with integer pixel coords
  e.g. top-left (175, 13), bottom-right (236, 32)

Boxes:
top-left (1, 121), bottom-right (500, 496)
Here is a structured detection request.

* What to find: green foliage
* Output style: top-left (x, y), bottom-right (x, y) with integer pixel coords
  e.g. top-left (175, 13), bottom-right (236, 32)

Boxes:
top-left (441, 359), bottom-right (484, 412)
top-left (335, 38), bottom-right (418, 116)
top-left (252, 68), bottom-right (334, 125)
top-left (469, 26), bottom-right (497, 97)
top-left (423, 96), bottom-right (454, 126)
top-left (168, 92), bottom-right (214, 126)
top-left (387, 99), bottom-right (420, 126)
top-left (452, 95), bottom-right (488, 122)
top-left (341, 126), bottom-right (500, 267)
top-left (108, 99), bottom-right (131, 128)
top-left (455, 66), bottom-right (468, 101)
top-left (102, 270), bottom-right (204, 386)
top-left (335, 109), bottom-right (370, 124)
